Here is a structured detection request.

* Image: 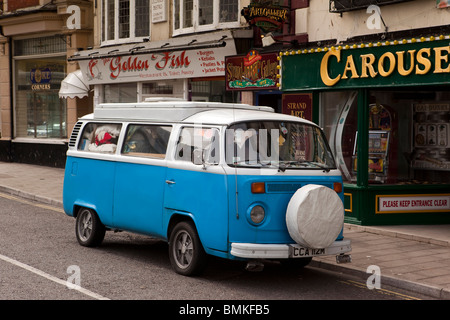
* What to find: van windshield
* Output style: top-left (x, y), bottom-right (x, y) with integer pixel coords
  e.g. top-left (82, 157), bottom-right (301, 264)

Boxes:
top-left (226, 121), bottom-right (336, 170)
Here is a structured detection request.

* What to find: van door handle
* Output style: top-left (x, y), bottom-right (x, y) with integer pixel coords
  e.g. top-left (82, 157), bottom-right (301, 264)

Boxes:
top-left (165, 180), bottom-right (176, 185)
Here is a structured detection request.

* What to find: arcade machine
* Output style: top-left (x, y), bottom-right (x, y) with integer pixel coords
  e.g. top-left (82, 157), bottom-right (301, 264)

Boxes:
top-left (352, 103), bottom-right (398, 184)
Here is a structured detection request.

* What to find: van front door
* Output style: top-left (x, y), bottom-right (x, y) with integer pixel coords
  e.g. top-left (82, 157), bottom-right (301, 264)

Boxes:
top-left (163, 126), bottom-right (229, 253)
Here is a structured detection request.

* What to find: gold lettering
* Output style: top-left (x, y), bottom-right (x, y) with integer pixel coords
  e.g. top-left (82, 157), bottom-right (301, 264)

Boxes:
top-left (416, 48), bottom-right (432, 75)
top-left (320, 49), bottom-right (341, 86)
top-left (396, 50), bottom-right (415, 76)
top-left (341, 55), bottom-right (359, 79)
top-left (433, 46), bottom-right (450, 73)
top-left (378, 52), bottom-right (396, 77)
top-left (360, 54), bottom-right (378, 78)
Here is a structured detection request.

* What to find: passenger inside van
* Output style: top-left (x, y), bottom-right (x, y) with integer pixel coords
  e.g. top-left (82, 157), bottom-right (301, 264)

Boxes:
top-left (79, 124), bottom-right (121, 153)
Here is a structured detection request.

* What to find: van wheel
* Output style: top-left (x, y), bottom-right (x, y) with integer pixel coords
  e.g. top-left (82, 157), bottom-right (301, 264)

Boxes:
top-left (169, 221), bottom-right (207, 276)
top-left (75, 208), bottom-right (106, 247)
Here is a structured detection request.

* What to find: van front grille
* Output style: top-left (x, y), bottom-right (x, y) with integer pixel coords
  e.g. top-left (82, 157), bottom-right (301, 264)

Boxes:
top-left (266, 183), bottom-right (303, 193)
top-left (266, 182), bottom-right (333, 193)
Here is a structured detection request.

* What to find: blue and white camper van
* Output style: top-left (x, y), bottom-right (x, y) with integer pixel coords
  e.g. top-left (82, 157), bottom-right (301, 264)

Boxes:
top-left (63, 98), bottom-right (351, 276)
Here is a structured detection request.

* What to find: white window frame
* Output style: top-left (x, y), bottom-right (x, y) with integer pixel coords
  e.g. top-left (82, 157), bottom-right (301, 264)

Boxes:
top-left (172, 0), bottom-right (241, 37)
top-left (101, 0), bottom-right (151, 46)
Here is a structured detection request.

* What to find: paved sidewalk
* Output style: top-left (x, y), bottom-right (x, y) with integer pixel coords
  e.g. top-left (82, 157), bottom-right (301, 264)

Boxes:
top-left (0, 161), bottom-right (449, 299)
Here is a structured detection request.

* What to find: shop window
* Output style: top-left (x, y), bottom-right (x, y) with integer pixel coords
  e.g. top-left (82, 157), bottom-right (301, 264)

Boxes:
top-left (329, 0), bottom-right (412, 13)
top-left (103, 83), bottom-right (137, 103)
top-left (14, 55), bottom-right (67, 139)
top-left (173, 0), bottom-right (240, 36)
top-left (14, 36), bottom-right (66, 56)
top-left (370, 89), bottom-right (450, 185)
top-left (190, 79), bottom-right (240, 103)
top-left (321, 89), bottom-right (450, 185)
top-left (101, 0), bottom-right (150, 45)
top-left (141, 80), bottom-right (185, 100)
top-left (122, 124), bottom-right (172, 158)
top-left (143, 83), bottom-right (174, 95)
top-left (78, 123), bottom-right (122, 153)
top-left (320, 91), bottom-right (358, 183)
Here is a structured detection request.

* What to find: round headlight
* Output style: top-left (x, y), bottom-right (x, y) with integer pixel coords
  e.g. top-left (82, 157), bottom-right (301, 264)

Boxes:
top-left (250, 205), bottom-right (265, 224)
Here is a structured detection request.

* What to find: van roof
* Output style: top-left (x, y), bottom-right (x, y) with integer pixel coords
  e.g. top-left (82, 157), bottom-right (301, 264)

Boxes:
top-left (83, 98), bottom-right (315, 126)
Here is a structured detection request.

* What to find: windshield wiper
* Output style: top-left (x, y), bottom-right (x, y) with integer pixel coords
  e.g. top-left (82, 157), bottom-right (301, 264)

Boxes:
top-left (278, 160), bottom-right (331, 172)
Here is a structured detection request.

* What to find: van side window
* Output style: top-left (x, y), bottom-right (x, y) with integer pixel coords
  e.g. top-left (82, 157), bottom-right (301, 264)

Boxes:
top-left (122, 124), bottom-right (172, 159)
top-left (175, 127), bottom-right (219, 164)
top-left (78, 123), bottom-right (122, 153)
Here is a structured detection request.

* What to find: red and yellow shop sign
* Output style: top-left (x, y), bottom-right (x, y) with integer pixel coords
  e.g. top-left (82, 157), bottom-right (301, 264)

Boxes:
top-left (225, 50), bottom-right (279, 90)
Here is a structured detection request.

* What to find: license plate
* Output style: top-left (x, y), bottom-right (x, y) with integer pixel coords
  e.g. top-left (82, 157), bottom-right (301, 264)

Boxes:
top-left (289, 245), bottom-right (326, 258)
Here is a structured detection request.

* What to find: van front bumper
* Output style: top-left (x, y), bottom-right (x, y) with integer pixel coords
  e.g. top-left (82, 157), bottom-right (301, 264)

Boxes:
top-left (230, 239), bottom-right (351, 259)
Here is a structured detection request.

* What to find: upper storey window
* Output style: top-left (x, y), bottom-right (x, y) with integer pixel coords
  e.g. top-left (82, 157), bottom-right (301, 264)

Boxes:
top-left (101, 0), bottom-right (150, 45)
top-left (173, 0), bottom-right (240, 36)
top-left (329, 0), bottom-right (413, 13)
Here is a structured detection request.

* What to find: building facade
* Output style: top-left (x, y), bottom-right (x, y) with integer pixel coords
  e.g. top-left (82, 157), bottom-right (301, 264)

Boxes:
top-left (0, 0), bottom-right (93, 167)
top-left (277, 0), bottom-right (450, 225)
top-left (0, 0), bottom-right (258, 167)
top-left (0, 0), bottom-right (448, 225)
top-left (70, 0), bottom-right (256, 111)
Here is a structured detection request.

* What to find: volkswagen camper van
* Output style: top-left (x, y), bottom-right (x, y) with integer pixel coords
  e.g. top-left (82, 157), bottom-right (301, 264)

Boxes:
top-left (63, 98), bottom-right (351, 276)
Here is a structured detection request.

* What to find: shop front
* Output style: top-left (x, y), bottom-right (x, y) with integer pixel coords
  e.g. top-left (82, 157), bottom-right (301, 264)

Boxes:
top-left (225, 49), bottom-right (317, 123)
top-left (70, 31), bottom-right (240, 105)
top-left (281, 36), bottom-right (450, 225)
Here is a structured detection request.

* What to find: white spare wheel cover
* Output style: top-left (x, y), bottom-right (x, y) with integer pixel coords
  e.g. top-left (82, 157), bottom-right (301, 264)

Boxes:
top-left (286, 184), bottom-right (344, 249)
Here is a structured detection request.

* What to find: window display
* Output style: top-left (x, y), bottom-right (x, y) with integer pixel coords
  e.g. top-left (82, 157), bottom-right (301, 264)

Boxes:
top-left (15, 58), bottom-right (67, 139)
top-left (320, 89), bottom-right (450, 185)
top-left (411, 103), bottom-right (450, 173)
top-left (371, 90), bottom-right (450, 185)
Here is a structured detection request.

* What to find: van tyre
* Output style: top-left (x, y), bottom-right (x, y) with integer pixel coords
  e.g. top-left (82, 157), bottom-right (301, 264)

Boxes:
top-left (169, 221), bottom-right (207, 276)
top-left (75, 208), bottom-right (106, 247)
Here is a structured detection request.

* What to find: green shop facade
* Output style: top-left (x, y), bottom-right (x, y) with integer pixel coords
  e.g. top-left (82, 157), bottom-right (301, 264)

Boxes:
top-left (281, 36), bottom-right (450, 225)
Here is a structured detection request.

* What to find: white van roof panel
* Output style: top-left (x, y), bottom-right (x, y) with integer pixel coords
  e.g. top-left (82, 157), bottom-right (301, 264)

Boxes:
top-left (91, 99), bottom-right (274, 122)
top-left (184, 109), bottom-right (316, 126)
top-left (81, 98), bottom-right (315, 126)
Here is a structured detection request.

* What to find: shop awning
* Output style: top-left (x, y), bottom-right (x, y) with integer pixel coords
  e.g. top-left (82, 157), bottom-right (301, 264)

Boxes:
top-left (59, 69), bottom-right (89, 99)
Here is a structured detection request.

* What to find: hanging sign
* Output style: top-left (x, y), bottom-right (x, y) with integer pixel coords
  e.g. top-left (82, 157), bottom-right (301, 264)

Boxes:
top-left (241, 1), bottom-right (289, 32)
top-left (225, 50), bottom-right (279, 90)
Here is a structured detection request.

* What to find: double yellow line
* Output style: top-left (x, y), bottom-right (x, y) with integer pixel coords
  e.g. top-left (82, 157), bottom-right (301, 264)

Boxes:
top-left (0, 192), bottom-right (64, 214)
top-left (339, 279), bottom-right (422, 300)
